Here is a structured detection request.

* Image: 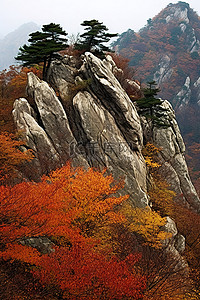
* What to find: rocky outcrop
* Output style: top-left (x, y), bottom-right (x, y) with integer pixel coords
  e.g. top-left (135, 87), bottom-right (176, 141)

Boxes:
top-left (172, 75), bottom-right (200, 111)
top-left (163, 217), bottom-right (185, 255)
top-left (140, 98), bottom-right (200, 212)
top-left (151, 101), bottom-right (200, 212)
top-left (163, 2), bottom-right (200, 53)
top-left (165, 4), bottom-right (189, 24)
top-left (80, 53), bottom-right (144, 151)
top-left (13, 74), bottom-right (89, 180)
top-left (26, 73), bottom-right (76, 162)
top-left (72, 90), bottom-right (148, 207)
top-left (12, 53), bottom-right (200, 213)
top-left (172, 77), bottom-right (191, 111)
top-left (12, 52), bottom-right (200, 273)
top-left (154, 55), bottom-right (173, 85)
top-left (13, 54), bottom-right (149, 207)
top-left (194, 77), bottom-right (200, 106)
top-left (13, 97), bottom-right (60, 179)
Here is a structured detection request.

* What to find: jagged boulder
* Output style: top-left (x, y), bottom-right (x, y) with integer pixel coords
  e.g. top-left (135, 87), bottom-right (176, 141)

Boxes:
top-left (26, 72), bottom-right (75, 161)
top-left (72, 90), bottom-right (148, 207)
top-left (80, 53), bottom-right (143, 151)
top-left (13, 74), bottom-right (89, 180)
top-left (13, 98), bottom-right (60, 179)
top-left (162, 217), bottom-right (186, 255)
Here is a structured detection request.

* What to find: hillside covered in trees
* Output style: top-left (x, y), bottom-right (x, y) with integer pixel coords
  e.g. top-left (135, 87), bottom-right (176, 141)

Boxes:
top-left (113, 1), bottom-right (200, 192)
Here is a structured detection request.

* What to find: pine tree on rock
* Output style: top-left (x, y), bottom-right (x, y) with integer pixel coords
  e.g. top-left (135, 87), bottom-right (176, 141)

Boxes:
top-left (15, 23), bottom-right (68, 80)
top-left (75, 19), bottom-right (118, 58)
top-left (135, 81), bottom-right (170, 128)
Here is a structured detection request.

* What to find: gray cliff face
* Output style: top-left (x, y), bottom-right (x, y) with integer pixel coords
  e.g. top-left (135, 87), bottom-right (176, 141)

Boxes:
top-left (144, 100), bottom-right (200, 212)
top-left (172, 77), bottom-right (191, 111)
top-left (153, 55), bottom-right (173, 85)
top-left (12, 53), bottom-right (200, 214)
top-left (141, 94), bottom-right (200, 212)
top-left (13, 98), bottom-right (60, 178)
top-left (193, 77), bottom-right (200, 106)
top-left (80, 53), bottom-right (143, 151)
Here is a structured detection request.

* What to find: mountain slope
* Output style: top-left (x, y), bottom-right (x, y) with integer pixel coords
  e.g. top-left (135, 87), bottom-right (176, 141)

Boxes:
top-left (113, 1), bottom-right (200, 189)
top-left (114, 2), bottom-right (200, 106)
top-left (0, 22), bottom-right (39, 70)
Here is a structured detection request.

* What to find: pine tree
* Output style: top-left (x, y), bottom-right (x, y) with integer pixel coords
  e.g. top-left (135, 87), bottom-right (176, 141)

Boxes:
top-left (75, 19), bottom-right (118, 58)
top-left (15, 23), bottom-right (68, 80)
top-left (135, 81), bottom-right (170, 127)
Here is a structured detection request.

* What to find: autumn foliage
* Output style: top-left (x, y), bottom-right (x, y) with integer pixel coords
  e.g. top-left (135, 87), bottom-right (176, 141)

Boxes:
top-left (142, 143), bottom-right (200, 298)
top-left (0, 164), bottom-right (146, 299)
top-left (0, 65), bottom-right (42, 133)
top-left (0, 132), bottom-right (33, 184)
top-left (1, 137), bottom-right (198, 298)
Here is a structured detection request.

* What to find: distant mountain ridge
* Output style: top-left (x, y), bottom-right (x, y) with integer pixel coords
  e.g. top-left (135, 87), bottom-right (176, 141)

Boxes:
top-left (0, 22), bottom-right (39, 70)
top-left (114, 1), bottom-right (200, 110)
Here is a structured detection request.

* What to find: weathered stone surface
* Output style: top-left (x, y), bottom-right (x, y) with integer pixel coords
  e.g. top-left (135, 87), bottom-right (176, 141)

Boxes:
top-left (162, 216), bottom-right (185, 253)
top-left (27, 73), bottom-right (80, 164)
top-left (154, 55), bottom-right (173, 85)
top-left (80, 52), bottom-right (143, 151)
top-left (151, 100), bottom-right (200, 212)
top-left (13, 98), bottom-right (60, 179)
top-left (73, 91), bottom-right (148, 207)
top-left (174, 234), bottom-right (186, 254)
top-left (162, 217), bottom-right (187, 268)
top-left (165, 6), bottom-right (189, 24)
top-left (45, 54), bottom-right (148, 206)
top-left (172, 76), bottom-right (191, 111)
top-left (164, 3), bottom-right (200, 53)
top-left (194, 77), bottom-right (200, 106)
top-left (20, 236), bottom-right (54, 254)
top-left (13, 75), bottom-right (89, 179)
top-left (46, 55), bottom-right (79, 99)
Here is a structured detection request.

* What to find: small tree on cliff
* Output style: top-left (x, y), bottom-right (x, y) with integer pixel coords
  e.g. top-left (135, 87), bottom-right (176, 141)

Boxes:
top-left (135, 81), bottom-right (170, 127)
top-left (75, 19), bottom-right (118, 58)
top-left (15, 23), bottom-right (68, 80)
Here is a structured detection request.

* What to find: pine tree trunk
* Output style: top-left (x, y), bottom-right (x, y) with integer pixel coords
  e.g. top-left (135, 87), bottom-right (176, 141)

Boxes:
top-left (43, 57), bottom-right (47, 81)
top-left (45, 53), bottom-right (53, 81)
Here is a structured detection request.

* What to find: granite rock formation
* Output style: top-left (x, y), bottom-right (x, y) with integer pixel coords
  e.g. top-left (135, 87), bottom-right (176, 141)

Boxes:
top-left (13, 52), bottom-right (199, 212)
top-left (12, 53), bottom-right (200, 262)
